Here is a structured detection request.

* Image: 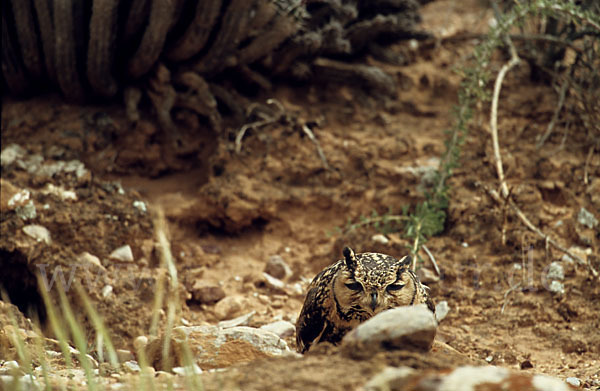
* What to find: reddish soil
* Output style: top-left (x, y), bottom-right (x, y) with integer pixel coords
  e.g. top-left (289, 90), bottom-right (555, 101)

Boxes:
top-left (1, 0), bottom-right (599, 389)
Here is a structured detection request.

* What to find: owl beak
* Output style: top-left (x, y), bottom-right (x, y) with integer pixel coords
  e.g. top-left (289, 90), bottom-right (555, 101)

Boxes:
top-left (370, 291), bottom-right (378, 311)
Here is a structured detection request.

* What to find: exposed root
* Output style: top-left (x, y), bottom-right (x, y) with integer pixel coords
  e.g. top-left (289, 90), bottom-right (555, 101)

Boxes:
top-left (88, 0), bottom-right (120, 97)
top-left (301, 124), bottom-right (331, 171)
top-left (235, 99), bottom-right (285, 153)
top-left (10, 0), bottom-right (44, 80)
top-left (166, 0), bottom-right (222, 61)
top-left (128, 0), bottom-right (176, 78)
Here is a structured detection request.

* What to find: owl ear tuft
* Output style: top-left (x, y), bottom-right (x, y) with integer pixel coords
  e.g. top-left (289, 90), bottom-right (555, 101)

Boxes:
top-left (343, 247), bottom-right (357, 271)
top-left (399, 255), bottom-right (411, 268)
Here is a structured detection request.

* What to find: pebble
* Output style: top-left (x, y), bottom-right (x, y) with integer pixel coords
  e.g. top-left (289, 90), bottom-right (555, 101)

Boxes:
top-left (577, 207), bottom-right (598, 229)
top-left (133, 336), bottom-right (149, 352)
top-left (417, 267), bottom-right (439, 283)
top-left (133, 200), bottom-right (147, 213)
top-left (0, 144), bottom-right (26, 167)
top-left (172, 364), bottom-right (202, 376)
top-left (546, 262), bottom-right (564, 281)
top-left (41, 183), bottom-right (78, 201)
top-left (214, 295), bottom-right (245, 320)
top-left (566, 377), bottom-right (581, 387)
top-left (16, 201), bottom-right (37, 220)
top-left (109, 245), bottom-right (134, 262)
top-left (264, 255), bottom-right (293, 280)
top-left (548, 280), bottom-right (565, 295)
top-left (342, 304), bottom-right (437, 357)
top-left (259, 320), bottom-right (296, 338)
top-left (262, 272), bottom-right (286, 291)
top-left (364, 366), bottom-right (415, 391)
top-left (116, 349), bottom-right (134, 362)
top-left (122, 361), bottom-right (141, 373)
top-left (102, 285), bottom-right (113, 298)
top-left (22, 224), bottom-right (51, 244)
top-left (371, 234), bottom-right (389, 244)
top-left (191, 282), bottom-right (226, 304)
top-left (435, 301), bottom-right (450, 322)
top-left (78, 252), bottom-right (105, 271)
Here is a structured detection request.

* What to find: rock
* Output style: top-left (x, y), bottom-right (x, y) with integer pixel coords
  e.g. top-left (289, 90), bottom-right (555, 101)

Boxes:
top-left (417, 267), bottom-right (439, 284)
top-left (40, 183), bottom-right (78, 201)
top-left (546, 262), bottom-right (564, 281)
top-left (566, 377), bottom-right (581, 387)
top-left (161, 325), bottom-right (290, 369)
top-left (577, 207), bottom-right (598, 229)
top-left (342, 304), bottom-right (437, 358)
top-left (259, 320), bottom-right (295, 338)
top-left (409, 366), bottom-right (575, 391)
top-left (0, 179), bottom-right (29, 212)
top-left (122, 361), bottom-right (141, 373)
top-left (22, 224), bottom-right (51, 244)
top-left (16, 201), bottom-right (37, 220)
top-left (213, 295), bottom-right (246, 321)
top-left (371, 234), bottom-right (389, 244)
top-left (0, 144), bottom-right (26, 167)
top-left (172, 364), bottom-right (202, 376)
top-left (77, 252), bottom-right (106, 271)
top-left (190, 282), bottom-right (225, 304)
top-left (134, 336), bottom-right (149, 352)
top-left (435, 301), bottom-right (450, 322)
top-left (218, 311), bottom-right (256, 328)
top-left (548, 280), bottom-right (565, 294)
top-left (561, 247), bottom-right (589, 265)
top-left (110, 245), bottom-right (134, 262)
top-left (364, 366), bottom-right (415, 391)
top-left (133, 200), bottom-right (147, 213)
top-left (116, 349), bottom-right (134, 362)
top-left (262, 272), bottom-right (286, 291)
top-left (264, 255), bottom-right (293, 280)
top-left (102, 285), bottom-right (113, 298)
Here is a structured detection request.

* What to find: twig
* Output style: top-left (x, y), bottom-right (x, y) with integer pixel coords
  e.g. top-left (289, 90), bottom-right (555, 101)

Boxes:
top-left (583, 144), bottom-right (596, 185)
top-left (301, 124), bottom-right (331, 170)
top-left (484, 185), bottom-right (598, 278)
top-left (490, 37), bottom-right (520, 198)
top-left (501, 282), bottom-right (521, 314)
top-left (422, 244), bottom-right (441, 277)
top-left (536, 79), bottom-right (569, 149)
top-left (235, 98), bottom-right (285, 153)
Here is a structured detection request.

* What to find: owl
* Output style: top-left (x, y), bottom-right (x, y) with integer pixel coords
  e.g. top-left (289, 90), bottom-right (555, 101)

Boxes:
top-left (296, 246), bottom-right (435, 353)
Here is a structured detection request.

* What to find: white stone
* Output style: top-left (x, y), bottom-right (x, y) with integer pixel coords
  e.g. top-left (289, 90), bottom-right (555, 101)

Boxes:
top-left (566, 377), bottom-right (581, 387)
top-left (435, 301), bottom-right (450, 322)
top-left (259, 320), bottom-right (295, 338)
top-left (77, 252), bottom-right (105, 271)
top-left (532, 374), bottom-right (574, 391)
top-left (41, 184), bottom-right (77, 201)
top-left (1, 144), bottom-right (26, 167)
top-left (172, 364), bottom-right (202, 376)
top-left (133, 201), bottom-right (147, 213)
top-left (364, 366), bottom-right (415, 391)
top-left (110, 245), bottom-right (134, 262)
top-left (264, 255), bottom-right (293, 280)
top-left (371, 234), bottom-right (389, 244)
top-left (546, 262), bottom-right (564, 281)
top-left (548, 280), bottom-right (565, 294)
top-left (8, 189), bottom-right (30, 208)
top-left (213, 295), bottom-right (245, 321)
top-left (16, 201), bottom-right (37, 220)
top-left (133, 336), bottom-right (148, 352)
top-left (102, 285), bottom-right (113, 298)
top-left (122, 361), bottom-right (141, 373)
top-left (263, 272), bottom-right (286, 291)
top-left (23, 224), bottom-right (51, 244)
top-left (577, 207), bottom-right (598, 229)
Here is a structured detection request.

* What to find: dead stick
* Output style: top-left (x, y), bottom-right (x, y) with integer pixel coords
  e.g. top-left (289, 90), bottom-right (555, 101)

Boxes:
top-left (485, 186), bottom-right (598, 278)
top-left (301, 124), bottom-right (331, 170)
top-left (422, 244), bottom-right (441, 276)
top-left (490, 40), bottom-right (520, 198)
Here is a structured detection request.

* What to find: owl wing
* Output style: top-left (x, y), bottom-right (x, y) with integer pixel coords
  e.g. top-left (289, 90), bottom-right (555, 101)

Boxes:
top-left (296, 285), bottom-right (328, 353)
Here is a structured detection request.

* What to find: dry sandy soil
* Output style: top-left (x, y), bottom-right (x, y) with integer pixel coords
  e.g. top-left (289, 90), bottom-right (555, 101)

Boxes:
top-left (1, 0), bottom-right (599, 389)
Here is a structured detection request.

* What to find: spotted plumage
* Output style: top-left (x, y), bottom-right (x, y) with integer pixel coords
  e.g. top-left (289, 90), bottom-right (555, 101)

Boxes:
top-left (296, 246), bottom-right (435, 353)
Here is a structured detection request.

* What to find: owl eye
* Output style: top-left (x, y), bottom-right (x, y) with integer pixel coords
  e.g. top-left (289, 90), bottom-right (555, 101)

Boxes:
top-left (386, 283), bottom-right (405, 293)
top-left (344, 281), bottom-right (363, 291)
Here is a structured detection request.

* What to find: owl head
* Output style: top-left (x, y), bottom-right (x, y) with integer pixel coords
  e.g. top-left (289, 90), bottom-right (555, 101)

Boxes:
top-left (333, 247), bottom-right (415, 320)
